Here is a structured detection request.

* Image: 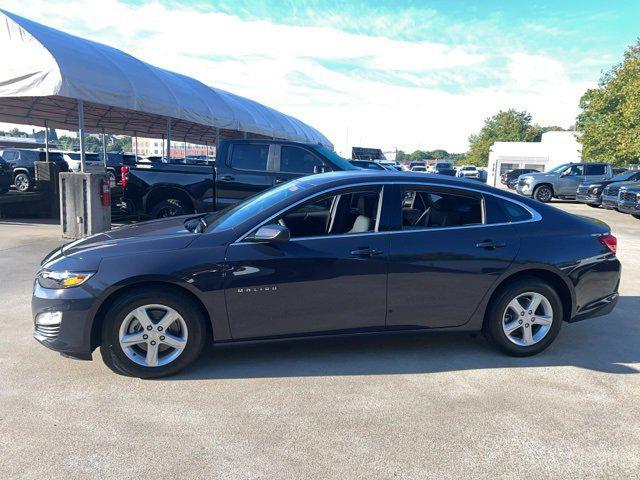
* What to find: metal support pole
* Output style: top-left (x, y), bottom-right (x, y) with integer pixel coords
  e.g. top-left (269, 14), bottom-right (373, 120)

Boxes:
top-left (166, 118), bottom-right (172, 161)
top-left (184, 137), bottom-right (187, 159)
top-left (101, 128), bottom-right (108, 169)
top-left (44, 120), bottom-right (50, 162)
top-left (215, 127), bottom-right (220, 152)
top-left (243, 131), bottom-right (247, 140)
top-left (78, 99), bottom-right (86, 172)
top-left (205, 142), bottom-right (209, 160)
top-left (134, 132), bottom-right (138, 159)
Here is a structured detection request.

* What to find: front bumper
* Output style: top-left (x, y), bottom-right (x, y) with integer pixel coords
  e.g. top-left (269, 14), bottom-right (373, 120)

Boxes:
top-left (515, 183), bottom-right (533, 196)
top-left (618, 200), bottom-right (640, 214)
top-left (32, 281), bottom-right (98, 360)
top-left (576, 193), bottom-right (601, 205)
top-left (601, 196), bottom-right (618, 209)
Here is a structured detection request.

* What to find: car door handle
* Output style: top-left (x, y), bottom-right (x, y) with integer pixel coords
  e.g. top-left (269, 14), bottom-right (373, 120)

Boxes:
top-left (476, 240), bottom-right (506, 250)
top-left (350, 247), bottom-right (383, 257)
top-left (218, 175), bottom-right (234, 182)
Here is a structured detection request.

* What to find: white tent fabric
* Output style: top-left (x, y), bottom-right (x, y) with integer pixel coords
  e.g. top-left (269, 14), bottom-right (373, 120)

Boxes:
top-left (0, 9), bottom-right (332, 148)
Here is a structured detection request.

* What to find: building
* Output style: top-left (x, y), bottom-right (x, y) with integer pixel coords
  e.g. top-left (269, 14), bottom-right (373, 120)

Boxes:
top-left (486, 131), bottom-right (582, 188)
top-left (0, 135), bottom-right (46, 149)
top-left (134, 137), bottom-right (211, 158)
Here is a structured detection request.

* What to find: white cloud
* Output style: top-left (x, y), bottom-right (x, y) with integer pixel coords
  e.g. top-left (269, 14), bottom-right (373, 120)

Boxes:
top-left (0, 0), bottom-right (595, 154)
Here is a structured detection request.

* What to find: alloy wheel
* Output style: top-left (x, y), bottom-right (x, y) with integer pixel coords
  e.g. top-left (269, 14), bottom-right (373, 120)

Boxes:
top-left (118, 304), bottom-right (188, 367)
top-left (535, 186), bottom-right (552, 202)
top-left (502, 292), bottom-right (554, 347)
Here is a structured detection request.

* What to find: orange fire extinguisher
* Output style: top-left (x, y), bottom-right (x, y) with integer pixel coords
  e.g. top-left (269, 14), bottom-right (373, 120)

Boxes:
top-left (100, 178), bottom-right (111, 207)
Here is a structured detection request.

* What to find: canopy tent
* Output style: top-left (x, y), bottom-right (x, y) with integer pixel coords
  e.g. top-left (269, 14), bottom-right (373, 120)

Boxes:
top-left (0, 9), bottom-right (332, 148)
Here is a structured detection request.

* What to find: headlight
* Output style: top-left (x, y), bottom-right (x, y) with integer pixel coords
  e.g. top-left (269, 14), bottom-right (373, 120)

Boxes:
top-left (590, 186), bottom-right (601, 194)
top-left (37, 270), bottom-right (94, 289)
top-left (523, 177), bottom-right (533, 184)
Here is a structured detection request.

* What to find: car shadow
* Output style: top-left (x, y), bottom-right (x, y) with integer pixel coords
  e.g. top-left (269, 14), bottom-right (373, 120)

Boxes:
top-left (169, 295), bottom-right (640, 380)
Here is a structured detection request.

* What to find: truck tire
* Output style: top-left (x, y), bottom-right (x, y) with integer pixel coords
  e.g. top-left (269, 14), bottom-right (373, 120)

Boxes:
top-left (13, 172), bottom-right (31, 192)
top-left (533, 185), bottom-right (553, 203)
top-left (632, 214), bottom-right (640, 220)
top-left (149, 198), bottom-right (190, 218)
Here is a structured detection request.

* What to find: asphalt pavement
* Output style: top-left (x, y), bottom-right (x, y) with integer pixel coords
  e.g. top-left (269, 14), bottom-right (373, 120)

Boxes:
top-left (1, 204), bottom-right (639, 479)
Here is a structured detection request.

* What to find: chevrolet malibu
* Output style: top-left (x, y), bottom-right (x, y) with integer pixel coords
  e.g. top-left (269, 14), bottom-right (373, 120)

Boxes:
top-left (33, 171), bottom-right (621, 378)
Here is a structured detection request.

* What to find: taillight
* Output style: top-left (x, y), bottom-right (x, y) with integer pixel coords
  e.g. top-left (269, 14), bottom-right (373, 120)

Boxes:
top-left (598, 234), bottom-right (617, 254)
top-left (120, 166), bottom-right (129, 187)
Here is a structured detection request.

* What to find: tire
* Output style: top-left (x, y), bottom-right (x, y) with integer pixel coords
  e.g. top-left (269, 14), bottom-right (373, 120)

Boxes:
top-left (533, 185), bottom-right (553, 203)
top-left (0, 187), bottom-right (9, 194)
top-left (587, 204), bottom-right (600, 208)
top-left (100, 287), bottom-right (208, 378)
top-left (13, 172), bottom-right (31, 192)
top-left (483, 277), bottom-right (563, 357)
top-left (632, 214), bottom-right (640, 220)
top-left (149, 198), bottom-right (190, 218)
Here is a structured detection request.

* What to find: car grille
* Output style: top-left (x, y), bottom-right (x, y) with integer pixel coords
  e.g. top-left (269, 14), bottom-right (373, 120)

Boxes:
top-left (605, 186), bottom-right (620, 197)
top-left (34, 323), bottom-right (60, 339)
top-left (620, 191), bottom-right (637, 202)
top-left (518, 179), bottom-right (527, 186)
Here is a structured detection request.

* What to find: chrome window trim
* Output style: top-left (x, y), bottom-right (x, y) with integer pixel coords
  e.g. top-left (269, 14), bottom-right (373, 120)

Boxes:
top-left (233, 181), bottom-right (542, 244)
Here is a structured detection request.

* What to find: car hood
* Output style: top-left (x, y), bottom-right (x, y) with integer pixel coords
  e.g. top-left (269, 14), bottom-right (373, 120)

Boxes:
top-left (42, 216), bottom-right (200, 269)
top-left (620, 182), bottom-right (640, 193)
top-left (522, 172), bottom-right (556, 180)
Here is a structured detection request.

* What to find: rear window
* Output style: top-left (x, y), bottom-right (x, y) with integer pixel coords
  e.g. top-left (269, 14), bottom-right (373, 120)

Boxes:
top-left (585, 164), bottom-right (607, 175)
top-left (230, 144), bottom-right (269, 171)
top-left (280, 146), bottom-right (324, 174)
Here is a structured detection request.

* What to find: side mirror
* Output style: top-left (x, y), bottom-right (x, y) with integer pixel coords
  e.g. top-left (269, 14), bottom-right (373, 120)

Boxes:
top-left (246, 224), bottom-right (290, 243)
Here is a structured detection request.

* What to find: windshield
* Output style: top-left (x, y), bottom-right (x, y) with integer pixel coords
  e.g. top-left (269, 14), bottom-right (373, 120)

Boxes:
top-left (548, 163), bottom-right (571, 173)
top-left (311, 146), bottom-right (356, 170)
top-left (462, 166), bottom-right (476, 170)
top-left (205, 180), bottom-right (310, 232)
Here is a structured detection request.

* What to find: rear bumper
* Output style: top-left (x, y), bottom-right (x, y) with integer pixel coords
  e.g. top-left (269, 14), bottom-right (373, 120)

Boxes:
top-left (569, 292), bottom-right (619, 323)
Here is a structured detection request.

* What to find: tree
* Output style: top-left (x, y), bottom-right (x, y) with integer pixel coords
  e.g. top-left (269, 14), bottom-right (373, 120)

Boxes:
top-left (577, 39), bottom-right (640, 165)
top-left (466, 109), bottom-right (549, 167)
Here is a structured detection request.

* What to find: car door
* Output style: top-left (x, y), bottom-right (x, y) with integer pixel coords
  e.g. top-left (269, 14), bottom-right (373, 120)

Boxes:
top-left (223, 185), bottom-right (389, 339)
top-left (386, 184), bottom-right (521, 328)
top-left (273, 144), bottom-right (332, 186)
top-left (557, 164), bottom-right (585, 195)
top-left (216, 143), bottom-right (276, 209)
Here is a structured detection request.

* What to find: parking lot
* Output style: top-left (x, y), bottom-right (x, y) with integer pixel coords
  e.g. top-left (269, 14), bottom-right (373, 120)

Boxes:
top-left (1, 202), bottom-right (639, 479)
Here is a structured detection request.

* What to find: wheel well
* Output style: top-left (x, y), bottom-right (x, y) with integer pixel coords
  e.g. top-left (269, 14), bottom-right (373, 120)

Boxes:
top-left (90, 281), bottom-right (213, 351)
top-left (484, 269), bottom-right (573, 326)
top-left (13, 168), bottom-right (30, 177)
top-left (144, 187), bottom-right (194, 214)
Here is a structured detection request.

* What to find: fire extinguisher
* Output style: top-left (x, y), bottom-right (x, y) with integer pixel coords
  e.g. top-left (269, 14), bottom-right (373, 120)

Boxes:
top-left (100, 178), bottom-right (111, 207)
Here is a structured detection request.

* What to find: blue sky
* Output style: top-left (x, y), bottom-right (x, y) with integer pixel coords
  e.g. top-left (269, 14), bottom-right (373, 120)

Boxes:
top-left (3, 0), bottom-right (639, 153)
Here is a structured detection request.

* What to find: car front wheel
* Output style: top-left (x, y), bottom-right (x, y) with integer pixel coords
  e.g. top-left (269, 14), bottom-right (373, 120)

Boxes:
top-left (100, 288), bottom-right (207, 378)
top-left (483, 277), bottom-right (563, 356)
top-left (14, 172), bottom-right (31, 192)
top-left (533, 185), bottom-right (553, 202)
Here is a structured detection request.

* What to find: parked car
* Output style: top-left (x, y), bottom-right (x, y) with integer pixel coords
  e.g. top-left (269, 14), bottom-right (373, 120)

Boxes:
top-left (411, 166), bottom-right (427, 172)
top-left (120, 139), bottom-right (357, 218)
top-left (62, 151), bottom-right (103, 173)
top-left (576, 170), bottom-right (640, 208)
top-left (516, 162), bottom-right (613, 203)
top-left (501, 168), bottom-right (540, 189)
top-left (379, 161), bottom-right (403, 171)
top-left (602, 180), bottom-right (639, 210)
top-left (0, 148), bottom-right (69, 191)
top-left (350, 160), bottom-right (388, 171)
top-left (432, 163), bottom-right (456, 176)
top-left (457, 165), bottom-right (479, 179)
top-left (617, 183), bottom-right (640, 219)
top-left (32, 170), bottom-right (621, 378)
top-left (0, 156), bottom-right (12, 193)
top-left (409, 161), bottom-right (425, 169)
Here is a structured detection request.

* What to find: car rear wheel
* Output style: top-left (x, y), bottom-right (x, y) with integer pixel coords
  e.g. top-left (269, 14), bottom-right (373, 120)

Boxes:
top-left (14, 172), bottom-right (31, 192)
top-left (100, 288), bottom-right (207, 378)
top-left (587, 204), bottom-right (600, 208)
top-left (533, 185), bottom-right (553, 203)
top-left (483, 277), bottom-right (563, 356)
top-left (149, 198), bottom-right (190, 218)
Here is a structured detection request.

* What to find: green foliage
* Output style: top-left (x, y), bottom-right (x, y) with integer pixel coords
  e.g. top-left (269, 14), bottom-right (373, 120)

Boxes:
top-left (396, 148), bottom-right (464, 164)
top-left (466, 109), bottom-right (563, 167)
top-left (577, 39), bottom-right (640, 165)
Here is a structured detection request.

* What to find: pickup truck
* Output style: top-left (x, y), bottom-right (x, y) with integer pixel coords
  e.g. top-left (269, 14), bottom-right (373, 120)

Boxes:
top-left (516, 162), bottom-right (613, 203)
top-left (617, 183), bottom-right (640, 219)
top-left (576, 169), bottom-right (640, 208)
top-left (120, 139), bottom-right (356, 218)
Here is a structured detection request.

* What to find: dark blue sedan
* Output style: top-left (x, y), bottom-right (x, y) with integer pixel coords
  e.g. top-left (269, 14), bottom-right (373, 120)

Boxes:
top-left (33, 171), bottom-right (621, 377)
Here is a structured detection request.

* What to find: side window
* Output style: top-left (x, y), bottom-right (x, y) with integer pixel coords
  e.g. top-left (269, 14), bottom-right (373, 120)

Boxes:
top-left (585, 164), bottom-right (606, 175)
top-left (401, 188), bottom-right (482, 229)
top-left (499, 199), bottom-right (533, 222)
top-left (275, 187), bottom-right (381, 238)
top-left (2, 150), bottom-right (17, 161)
top-left (230, 144), bottom-right (269, 171)
top-left (566, 165), bottom-right (585, 176)
top-left (280, 146), bottom-right (328, 174)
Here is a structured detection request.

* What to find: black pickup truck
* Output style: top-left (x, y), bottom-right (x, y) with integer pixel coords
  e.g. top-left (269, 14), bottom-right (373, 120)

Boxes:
top-left (120, 139), bottom-right (356, 218)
